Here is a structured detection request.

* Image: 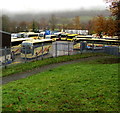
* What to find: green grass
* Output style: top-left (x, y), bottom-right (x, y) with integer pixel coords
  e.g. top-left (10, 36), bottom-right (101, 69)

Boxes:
top-left (2, 53), bottom-right (107, 77)
top-left (2, 56), bottom-right (119, 111)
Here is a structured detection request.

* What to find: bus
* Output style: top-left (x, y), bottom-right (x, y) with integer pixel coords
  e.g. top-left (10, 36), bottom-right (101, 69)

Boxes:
top-left (11, 38), bottom-right (31, 55)
top-left (45, 35), bottom-right (60, 41)
top-left (11, 32), bottom-right (26, 39)
top-left (25, 32), bottom-right (39, 39)
top-left (74, 35), bottom-right (93, 41)
top-left (39, 32), bottom-right (45, 39)
top-left (67, 34), bottom-right (78, 41)
top-left (60, 33), bottom-right (70, 41)
top-left (21, 39), bottom-right (52, 59)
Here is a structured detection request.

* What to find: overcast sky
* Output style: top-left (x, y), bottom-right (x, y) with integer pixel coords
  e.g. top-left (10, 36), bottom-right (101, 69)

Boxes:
top-left (1, 0), bottom-right (107, 13)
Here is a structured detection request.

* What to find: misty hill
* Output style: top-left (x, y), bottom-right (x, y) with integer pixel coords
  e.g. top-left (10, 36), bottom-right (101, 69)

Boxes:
top-left (3, 9), bottom-right (110, 23)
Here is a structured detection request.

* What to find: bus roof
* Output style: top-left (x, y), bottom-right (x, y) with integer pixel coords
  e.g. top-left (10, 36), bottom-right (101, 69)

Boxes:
top-left (77, 35), bottom-right (93, 38)
top-left (22, 39), bottom-right (52, 44)
top-left (67, 34), bottom-right (78, 36)
top-left (11, 38), bottom-right (31, 42)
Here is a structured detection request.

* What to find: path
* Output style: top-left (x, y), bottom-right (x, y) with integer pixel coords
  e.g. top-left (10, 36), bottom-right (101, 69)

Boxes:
top-left (2, 56), bottom-right (105, 85)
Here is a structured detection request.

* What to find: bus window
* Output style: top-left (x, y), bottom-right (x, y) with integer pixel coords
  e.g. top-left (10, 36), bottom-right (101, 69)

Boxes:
top-left (21, 43), bottom-right (33, 54)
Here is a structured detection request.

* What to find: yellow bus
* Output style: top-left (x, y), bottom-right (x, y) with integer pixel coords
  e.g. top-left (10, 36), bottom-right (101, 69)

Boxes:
top-left (21, 39), bottom-right (52, 59)
top-left (11, 38), bottom-right (31, 55)
top-left (60, 33), bottom-right (70, 41)
top-left (25, 32), bottom-right (39, 39)
top-left (67, 34), bottom-right (78, 41)
top-left (45, 35), bottom-right (60, 41)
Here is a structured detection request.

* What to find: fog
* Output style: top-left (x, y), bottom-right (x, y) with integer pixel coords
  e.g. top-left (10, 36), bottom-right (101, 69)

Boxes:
top-left (2, 9), bottom-right (110, 23)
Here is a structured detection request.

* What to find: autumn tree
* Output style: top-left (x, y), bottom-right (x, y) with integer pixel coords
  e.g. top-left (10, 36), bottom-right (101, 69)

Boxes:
top-left (93, 15), bottom-right (107, 36)
top-left (106, 17), bottom-right (116, 36)
top-left (73, 16), bottom-right (81, 30)
top-left (66, 22), bottom-right (74, 30)
top-left (86, 20), bottom-right (96, 34)
top-left (105, 0), bottom-right (120, 37)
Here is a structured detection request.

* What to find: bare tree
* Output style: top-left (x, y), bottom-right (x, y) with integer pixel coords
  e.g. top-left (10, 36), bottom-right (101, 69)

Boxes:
top-left (19, 21), bottom-right (28, 32)
top-left (49, 14), bottom-right (57, 31)
top-left (39, 17), bottom-right (48, 30)
top-left (31, 20), bottom-right (39, 32)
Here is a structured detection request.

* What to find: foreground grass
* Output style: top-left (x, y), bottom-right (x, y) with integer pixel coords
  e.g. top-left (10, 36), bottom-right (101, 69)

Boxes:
top-left (2, 56), bottom-right (119, 111)
top-left (2, 53), bottom-right (107, 77)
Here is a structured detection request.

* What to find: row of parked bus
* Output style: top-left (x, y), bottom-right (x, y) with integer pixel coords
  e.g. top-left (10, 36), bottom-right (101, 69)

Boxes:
top-left (11, 31), bottom-right (120, 56)
top-left (11, 31), bottom-right (86, 42)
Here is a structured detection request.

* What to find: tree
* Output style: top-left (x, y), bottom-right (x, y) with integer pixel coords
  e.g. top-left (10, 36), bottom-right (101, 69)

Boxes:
top-left (66, 22), bottom-right (74, 30)
top-left (9, 21), bottom-right (18, 33)
top-left (105, 0), bottom-right (120, 37)
top-left (73, 16), bottom-right (81, 30)
top-left (39, 17), bottom-right (48, 30)
top-left (86, 20), bottom-right (95, 34)
top-left (32, 20), bottom-right (39, 32)
top-left (2, 15), bottom-right (10, 32)
top-left (93, 15), bottom-right (107, 36)
top-left (19, 21), bottom-right (28, 32)
top-left (49, 14), bottom-right (57, 31)
top-left (106, 17), bottom-right (116, 36)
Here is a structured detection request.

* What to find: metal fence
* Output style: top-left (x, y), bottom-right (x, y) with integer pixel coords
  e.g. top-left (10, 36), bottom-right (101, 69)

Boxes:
top-left (0, 41), bottom-right (119, 68)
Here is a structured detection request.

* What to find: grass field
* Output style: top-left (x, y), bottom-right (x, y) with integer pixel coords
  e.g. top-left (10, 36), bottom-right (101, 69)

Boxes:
top-left (2, 53), bottom-right (107, 77)
top-left (2, 56), bottom-right (119, 111)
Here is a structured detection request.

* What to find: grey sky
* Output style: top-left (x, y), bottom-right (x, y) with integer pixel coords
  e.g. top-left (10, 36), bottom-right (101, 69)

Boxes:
top-left (1, 0), bottom-right (107, 13)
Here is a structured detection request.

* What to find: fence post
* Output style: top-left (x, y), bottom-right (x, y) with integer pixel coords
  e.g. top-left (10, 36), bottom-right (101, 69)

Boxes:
top-left (92, 41), bottom-right (94, 53)
top-left (36, 52), bottom-right (38, 61)
top-left (68, 42), bottom-right (69, 56)
top-left (41, 43), bottom-right (44, 60)
top-left (4, 46), bottom-right (7, 69)
top-left (103, 42), bottom-right (105, 53)
top-left (25, 46), bottom-right (27, 63)
top-left (56, 42), bottom-right (57, 57)
top-left (80, 42), bottom-right (83, 54)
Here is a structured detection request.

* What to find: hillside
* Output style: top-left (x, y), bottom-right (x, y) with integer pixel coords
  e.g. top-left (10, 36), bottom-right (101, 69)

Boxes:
top-left (4, 9), bottom-right (110, 23)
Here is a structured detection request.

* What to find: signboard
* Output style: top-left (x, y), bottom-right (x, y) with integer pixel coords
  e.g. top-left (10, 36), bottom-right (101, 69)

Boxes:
top-left (45, 30), bottom-right (51, 35)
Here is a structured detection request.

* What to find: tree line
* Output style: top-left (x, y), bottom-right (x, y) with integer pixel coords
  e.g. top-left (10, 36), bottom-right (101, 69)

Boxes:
top-left (1, 0), bottom-right (120, 38)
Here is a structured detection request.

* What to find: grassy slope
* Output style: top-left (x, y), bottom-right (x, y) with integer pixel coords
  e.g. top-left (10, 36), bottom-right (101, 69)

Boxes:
top-left (2, 53), bottom-right (106, 77)
top-left (2, 57), bottom-right (119, 111)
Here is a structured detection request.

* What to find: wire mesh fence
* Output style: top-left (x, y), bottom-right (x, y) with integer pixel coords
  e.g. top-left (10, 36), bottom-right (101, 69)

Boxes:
top-left (0, 41), bottom-right (119, 68)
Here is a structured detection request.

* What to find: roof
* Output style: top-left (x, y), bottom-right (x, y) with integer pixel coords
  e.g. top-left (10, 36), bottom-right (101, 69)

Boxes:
top-left (0, 30), bottom-right (11, 35)
top-left (22, 39), bottom-right (52, 44)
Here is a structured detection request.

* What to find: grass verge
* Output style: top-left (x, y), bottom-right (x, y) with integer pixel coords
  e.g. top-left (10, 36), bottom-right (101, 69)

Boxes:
top-left (2, 53), bottom-right (108, 77)
top-left (2, 56), bottom-right (119, 111)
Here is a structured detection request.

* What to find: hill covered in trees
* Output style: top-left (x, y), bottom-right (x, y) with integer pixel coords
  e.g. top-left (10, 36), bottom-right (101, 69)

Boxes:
top-left (1, 9), bottom-right (110, 33)
top-left (3, 9), bottom-right (110, 22)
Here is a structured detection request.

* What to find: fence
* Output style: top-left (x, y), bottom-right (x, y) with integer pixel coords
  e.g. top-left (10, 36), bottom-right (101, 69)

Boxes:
top-left (104, 46), bottom-right (120, 56)
top-left (0, 41), bottom-right (119, 68)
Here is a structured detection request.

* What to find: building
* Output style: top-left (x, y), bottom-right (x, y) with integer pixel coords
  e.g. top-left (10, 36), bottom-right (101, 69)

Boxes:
top-left (0, 30), bottom-right (11, 48)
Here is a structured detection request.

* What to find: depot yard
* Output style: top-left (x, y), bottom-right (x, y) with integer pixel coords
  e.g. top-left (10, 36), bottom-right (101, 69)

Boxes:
top-left (2, 53), bottom-right (119, 111)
